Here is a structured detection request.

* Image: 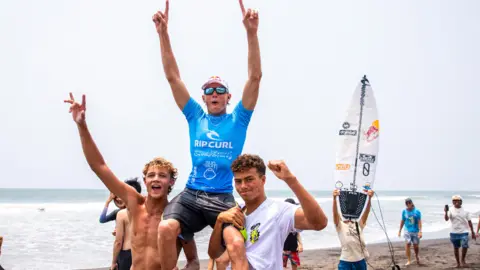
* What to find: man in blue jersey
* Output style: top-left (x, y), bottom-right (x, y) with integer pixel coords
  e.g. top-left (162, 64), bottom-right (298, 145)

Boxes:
top-left (398, 198), bottom-right (422, 266)
top-left (152, 0), bottom-right (262, 269)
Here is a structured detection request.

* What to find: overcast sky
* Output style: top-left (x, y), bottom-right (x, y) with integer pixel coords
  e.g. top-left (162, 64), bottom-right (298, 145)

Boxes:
top-left (0, 0), bottom-right (479, 191)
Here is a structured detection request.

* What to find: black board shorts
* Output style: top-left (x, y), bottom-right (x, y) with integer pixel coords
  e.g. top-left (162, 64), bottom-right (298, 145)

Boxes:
top-left (163, 188), bottom-right (236, 241)
top-left (117, 249), bottom-right (132, 270)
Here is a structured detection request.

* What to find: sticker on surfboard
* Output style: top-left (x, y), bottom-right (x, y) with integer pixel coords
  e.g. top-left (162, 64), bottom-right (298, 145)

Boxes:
top-left (334, 75), bottom-right (379, 220)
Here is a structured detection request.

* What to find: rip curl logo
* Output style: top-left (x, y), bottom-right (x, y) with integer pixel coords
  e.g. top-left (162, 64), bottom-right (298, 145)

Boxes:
top-left (194, 130), bottom-right (233, 149)
top-left (249, 223), bottom-right (261, 244)
top-left (206, 130), bottom-right (220, 141)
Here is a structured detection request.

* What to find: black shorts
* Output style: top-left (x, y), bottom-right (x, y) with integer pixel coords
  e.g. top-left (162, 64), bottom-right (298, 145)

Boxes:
top-left (163, 188), bottom-right (236, 241)
top-left (117, 249), bottom-right (132, 270)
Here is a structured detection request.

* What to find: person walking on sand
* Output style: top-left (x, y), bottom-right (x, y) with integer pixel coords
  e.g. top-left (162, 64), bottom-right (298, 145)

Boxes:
top-left (333, 189), bottom-right (373, 270)
top-left (398, 198), bottom-right (422, 266)
top-left (153, 0), bottom-right (263, 268)
top-left (445, 195), bottom-right (476, 268)
top-left (283, 198), bottom-right (304, 270)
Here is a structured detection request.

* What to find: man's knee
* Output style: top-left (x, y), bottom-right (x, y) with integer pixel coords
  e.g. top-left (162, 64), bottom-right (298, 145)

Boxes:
top-left (223, 227), bottom-right (245, 253)
top-left (223, 226), bottom-right (244, 243)
top-left (158, 219), bottom-right (181, 239)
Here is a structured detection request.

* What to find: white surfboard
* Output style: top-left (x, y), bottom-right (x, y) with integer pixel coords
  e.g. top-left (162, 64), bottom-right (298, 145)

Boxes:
top-left (334, 75), bottom-right (379, 220)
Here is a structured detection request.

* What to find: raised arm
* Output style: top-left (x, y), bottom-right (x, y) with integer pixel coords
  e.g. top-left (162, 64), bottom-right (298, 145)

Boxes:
top-left (359, 190), bottom-right (374, 227)
top-left (153, 0), bottom-right (190, 110)
top-left (99, 193), bottom-right (118, 223)
top-left (268, 160), bottom-right (328, 231)
top-left (239, 0), bottom-right (262, 110)
top-left (332, 190), bottom-right (341, 227)
top-left (64, 93), bottom-right (143, 210)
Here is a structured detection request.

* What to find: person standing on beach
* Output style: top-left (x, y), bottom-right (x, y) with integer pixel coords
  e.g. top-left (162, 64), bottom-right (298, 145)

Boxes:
top-left (283, 198), bottom-right (303, 270)
top-left (110, 179), bottom-right (142, 270)
top-left (398, 198), bottom-right (422, 266)
top-left (153, 0), bottom-right (262, 268)
top-left (0, 236), bottom-right (4, 270)
top-left (333, 189), bottom-right (373, 270)
top-left (444, 195), bottom-right (476, 268)
top-left (64, 93), bottom-right (197, 270)
top-left (208, 155), bottom-right (328, 270)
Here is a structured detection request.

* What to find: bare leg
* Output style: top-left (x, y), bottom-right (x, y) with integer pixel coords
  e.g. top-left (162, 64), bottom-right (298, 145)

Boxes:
top-left (461, 247), bottom-right (468, 267)
top-left (158, 219), bottom-right (182, 270)
top-left (215, 251), bottom-right (230, 270)
top-left (292, 264), bottom-right (298, 270)
top-left (207, 258), bottom-right (215, 270)
top-left (405, 243), bottom-right (411, 265)
top-left (181, 239), bottom-right (200, 270)
top-left (413, 244), bottom-right (420, 264)
top-left (223, 226), bottom-right (248, 270)
top-left (454, 247), bottom-right (460, 268)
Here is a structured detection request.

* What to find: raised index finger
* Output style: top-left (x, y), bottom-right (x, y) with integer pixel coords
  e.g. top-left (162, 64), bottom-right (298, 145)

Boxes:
top-left (69, 92), bottom-right (75, 101)
top-left (239, 0), bottom-right (245, 15)
top-left (165, 0), bottom-right (169, 16)
top-left (81, 94), bottom-right (86, 107)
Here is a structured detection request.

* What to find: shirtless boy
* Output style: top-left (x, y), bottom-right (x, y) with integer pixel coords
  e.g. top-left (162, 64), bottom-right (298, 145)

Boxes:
top-left (65, 93), bottom-right (191, 269)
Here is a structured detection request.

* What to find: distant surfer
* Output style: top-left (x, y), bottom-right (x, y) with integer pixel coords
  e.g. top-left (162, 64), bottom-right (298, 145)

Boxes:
top-left (152, 0), bottom-right (262, 268)
top-left (398, 198), bottom-right (422, 266)
top-left (207, 154), bottom-right (328, 269)
top-left (64, 93), bottom-right (197, 270)
top-left (333, 189), bottom-right (373, 270)
top-left (444, 195), bottom-right (476, 268)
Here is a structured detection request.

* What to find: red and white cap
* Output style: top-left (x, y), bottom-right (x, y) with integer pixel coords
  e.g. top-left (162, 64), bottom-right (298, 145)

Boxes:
top-left (201, 76), bottom-right (229, 90)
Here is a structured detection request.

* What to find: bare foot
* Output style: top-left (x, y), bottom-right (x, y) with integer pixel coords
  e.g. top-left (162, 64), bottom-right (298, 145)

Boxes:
top-left (405, 261), bottom-right (411, 266)
top-left (181, 259), bottom-right (200, 270)
top-left (415, 257), bottom-right (421, 265)
top-left (456, 264), bottom-right (461, 268)
top-left (461, 262), bottom-right (470, 268)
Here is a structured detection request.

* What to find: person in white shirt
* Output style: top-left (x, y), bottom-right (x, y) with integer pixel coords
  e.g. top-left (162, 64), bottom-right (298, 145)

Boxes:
top-left (332, 189), bottom-right (373, 270)
top-left (207, 154), bottom-right (328, 270)
top-left (444, 195), bottom-right (476, 268)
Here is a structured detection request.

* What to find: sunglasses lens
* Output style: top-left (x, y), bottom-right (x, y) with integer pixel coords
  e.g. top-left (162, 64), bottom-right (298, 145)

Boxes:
top-left (216, 87), bottom-right (227, 94)
top-left (204, 88), bottom-right (214, 95)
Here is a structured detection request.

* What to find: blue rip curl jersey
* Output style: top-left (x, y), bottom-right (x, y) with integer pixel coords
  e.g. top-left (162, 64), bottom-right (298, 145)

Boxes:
top-left (182, 97), bottom-right (253, 193)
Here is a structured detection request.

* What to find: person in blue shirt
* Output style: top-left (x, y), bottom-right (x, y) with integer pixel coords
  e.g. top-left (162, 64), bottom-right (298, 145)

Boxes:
top-left (398, 198), bottom-right (422, 266)
top-left (152, 0), bottom-right (262, 268)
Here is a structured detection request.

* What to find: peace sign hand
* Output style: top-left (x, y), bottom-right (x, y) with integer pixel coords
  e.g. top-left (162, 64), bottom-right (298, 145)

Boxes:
top-left (239, 0), bottom-right (259, 34)
top-left (152, 0), bottom-right (169, 35)
top-left (64, 92), bottom-right (86, 125)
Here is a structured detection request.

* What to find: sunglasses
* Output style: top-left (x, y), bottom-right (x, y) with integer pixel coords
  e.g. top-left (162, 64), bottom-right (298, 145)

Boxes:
top-left (204, 87), bottom-right (228, 95)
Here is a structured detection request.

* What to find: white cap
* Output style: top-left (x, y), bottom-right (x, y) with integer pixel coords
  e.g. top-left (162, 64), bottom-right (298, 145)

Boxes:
top-left (452, 195), bottom-right (463, 200)
top-left (201, 75), bottom-right (229, 90)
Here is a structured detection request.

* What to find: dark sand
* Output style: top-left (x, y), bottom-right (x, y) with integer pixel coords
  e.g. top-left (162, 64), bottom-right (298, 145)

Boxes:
top-left (81, 238), bottom-right (480, 270)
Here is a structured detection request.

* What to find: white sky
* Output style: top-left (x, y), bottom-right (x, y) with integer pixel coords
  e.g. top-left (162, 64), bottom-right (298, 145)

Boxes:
top-left (1, 0), bottom-right (479, 191)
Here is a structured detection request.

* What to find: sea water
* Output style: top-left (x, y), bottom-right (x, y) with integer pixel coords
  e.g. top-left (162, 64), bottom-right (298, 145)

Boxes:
top-left (1, 189), bottom-right (479, 270)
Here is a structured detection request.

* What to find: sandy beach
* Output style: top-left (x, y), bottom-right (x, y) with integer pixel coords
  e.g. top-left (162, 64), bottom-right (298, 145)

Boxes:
top-left (80, 238), bottom-right (480, 270)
